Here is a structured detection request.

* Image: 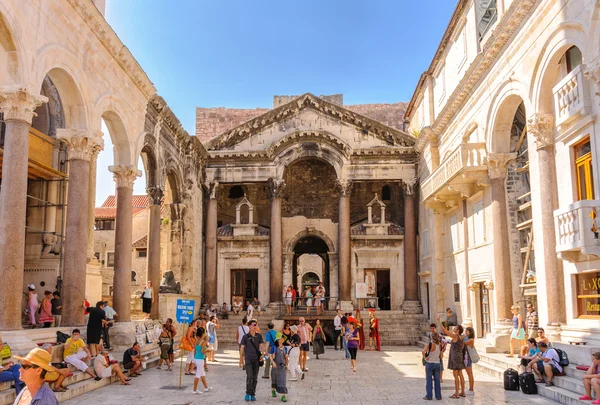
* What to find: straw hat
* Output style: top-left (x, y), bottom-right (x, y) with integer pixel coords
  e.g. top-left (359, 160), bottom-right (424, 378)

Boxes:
top-left (14, 348), bottom-right (54, 372)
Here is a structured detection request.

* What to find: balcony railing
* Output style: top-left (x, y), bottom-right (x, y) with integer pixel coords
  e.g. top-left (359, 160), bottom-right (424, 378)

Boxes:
top-left (421, 142), bottom-right (487, 202)
top-left (553, 64), bottom-right (592, 128)
top-left (554, 200), bottom-right (600, 262)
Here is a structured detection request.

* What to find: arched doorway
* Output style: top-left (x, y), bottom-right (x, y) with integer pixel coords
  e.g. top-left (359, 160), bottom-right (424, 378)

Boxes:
top-left (292, 236), bottom-right (330, 308)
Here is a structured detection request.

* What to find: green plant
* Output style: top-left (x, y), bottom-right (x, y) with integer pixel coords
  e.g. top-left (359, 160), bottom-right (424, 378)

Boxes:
top-left (410, 128), bottom-right (421, 138)
top-left (161, 217), bottom-right (170, 226)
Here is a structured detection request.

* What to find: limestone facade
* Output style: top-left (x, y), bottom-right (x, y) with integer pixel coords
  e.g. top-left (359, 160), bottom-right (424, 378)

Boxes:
top-left (407, 0), bottom-right (600, 347)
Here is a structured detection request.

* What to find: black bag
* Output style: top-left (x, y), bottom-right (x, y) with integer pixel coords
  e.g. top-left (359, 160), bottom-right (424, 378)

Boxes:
top-left (504, 368), bottom-right (519, 391)
top-left (553, 348), bottom-right (569, 367)
top-left (519, 372), bottom-right (538, 395)
top-left (247, 334), bottom-right (264, 367)
top-left (56, 331), bottom-right (69, 344)
top-left (51, 362), bottom-right (68, 369)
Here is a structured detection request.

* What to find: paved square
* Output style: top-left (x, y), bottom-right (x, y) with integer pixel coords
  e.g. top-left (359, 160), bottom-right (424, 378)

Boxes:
top-left (62, 346), bottom-right (560, 405)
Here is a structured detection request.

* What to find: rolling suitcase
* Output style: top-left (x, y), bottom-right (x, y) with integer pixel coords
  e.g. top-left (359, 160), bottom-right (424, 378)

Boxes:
top-left (504, 368), bottom-right (519, 391)
top-left (519, 371), bottom-right (538, 394)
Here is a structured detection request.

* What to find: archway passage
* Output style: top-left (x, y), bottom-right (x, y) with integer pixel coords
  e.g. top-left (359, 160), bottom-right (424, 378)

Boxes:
top-left (292, 236), bottom-right (330, 311)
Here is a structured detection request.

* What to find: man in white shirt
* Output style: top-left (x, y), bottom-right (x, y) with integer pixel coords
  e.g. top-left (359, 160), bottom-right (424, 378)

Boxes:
top-left (532, 342), bottom-right (562, 386)
top-left (333, 309), bottom-right (342, 350)
top-left (246, 301), bottom-right (254, 320)
top-left (101, 301), bottom-right (118, 350)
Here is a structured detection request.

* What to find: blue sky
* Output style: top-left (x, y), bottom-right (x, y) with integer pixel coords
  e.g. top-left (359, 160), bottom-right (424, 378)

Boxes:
top-left (95, 0), bottom-right (457, 205)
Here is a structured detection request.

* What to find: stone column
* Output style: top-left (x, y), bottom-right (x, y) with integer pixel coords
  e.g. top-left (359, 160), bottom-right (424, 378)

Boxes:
top-left (432, 207), bottom-right (446, 317)
top-left (58, 129), bottom-right (104, 326)
top-left (403, 179), bottom-right (419, 303)
top-left (268, 179), bottom-right (284, 304)
top-left (86, 141), bottom-right (101, 264)
top-left (147, 186), bottom-right (163, 319)
top-left (488, 153), bottom-right (516, 324)
top-left (204, 182), bottom-right (218, 305)
top-left (41, 176), bottom-right (59, 256)
top-left (0, 89), bottom-right (46, 330)
top-left (327, 252), bottom-right (339, 309)
top-left (528, 114), bottom-right (566, 326)
top-left (110, 165), bottom-right (140, 322)
top-left (338, 179), bottom-right (352, 306)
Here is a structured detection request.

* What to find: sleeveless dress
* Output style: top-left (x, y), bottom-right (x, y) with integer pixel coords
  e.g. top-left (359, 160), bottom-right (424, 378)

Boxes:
top-left (270, 346), bottom-right (288, 394)
top-left (447, 336), bottom-right (466, 370)
top-left (312, 326), bottom-right (325, 355)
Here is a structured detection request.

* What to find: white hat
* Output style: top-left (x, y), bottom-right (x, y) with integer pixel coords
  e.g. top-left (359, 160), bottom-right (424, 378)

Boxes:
top-left (28, 284), bottom-right (35, 289)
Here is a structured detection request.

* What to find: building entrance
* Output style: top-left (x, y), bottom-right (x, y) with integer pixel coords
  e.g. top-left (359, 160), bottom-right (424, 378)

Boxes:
top-left (292, 236), bottom-right (331, 309)
top-left (231, 269), bottom-right (258, 305)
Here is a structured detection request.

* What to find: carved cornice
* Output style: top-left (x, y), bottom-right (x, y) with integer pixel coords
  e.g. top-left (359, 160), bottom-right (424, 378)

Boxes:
top-left (147, 186), bottom-right (164, 206)
top-left (447, 183), bottom-right (473, 199)
top-left (0, 88), bottom-right (48, 124)
top-left (430, 0), bottom-right (537, 137)
top-left (205, 93), bottom-right (416, 151)
top-left (109, 165), bottom-right (141, 189)
top-left (57, 128), bottom-right (104, 162)
top-left (207, 151), bottom-right (269, 160)
top-left (267, 178), bottom-right (285, 199)
top-left (65, 0), bottom-right (156, 99)
top-left (527, 113), bottom-right (555, 150)
top-left (352, 147), bottom-right (415, 156)
top-left (267, 130), bottom-right (352, 158)
top-left (488, 152), bottom-right (517, 179)
top-left (337, 179), bottom-right (353, 196)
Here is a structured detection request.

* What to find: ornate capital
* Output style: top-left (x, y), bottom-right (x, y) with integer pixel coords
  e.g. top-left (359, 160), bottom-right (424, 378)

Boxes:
top-left (57, 128), bottom-right (104, 162)
top-left (205, 181), bottom-right (219, 199)
top-left (109, 165), bottom-right (141, 189)
top-left (487, 152), bottom-right (517, 179)
top-left (267, 178), bottom-right (285, 199)
top-left (527, 113), bottom-right (555, 150)
top-left (147, 186), bottom-right (164, 206)
top-left (403, 178), bottom-right (417, 196)
top-left (0, 88), bottom-right (47, 124)
top-left (484, 280), bottom-right (494, 290)
top-left (468, 283), bottom-right (480, 292)
top-left (337, 179), bottom-right (353, 196)
top-left (584, 58), bottom-right (600, 88)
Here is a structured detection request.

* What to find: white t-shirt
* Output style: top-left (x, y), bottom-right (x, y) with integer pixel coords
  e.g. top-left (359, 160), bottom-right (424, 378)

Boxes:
top-left (543, 348), bottom-right (563, 373)
top-left (247, 304), bottom-right (254, 317)
top-left (237, 325), bottom-right (249, 344)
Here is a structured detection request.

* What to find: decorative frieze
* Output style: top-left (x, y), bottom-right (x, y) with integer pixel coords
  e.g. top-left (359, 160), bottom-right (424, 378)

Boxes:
top-left (57, 129), bottom-right (104, 162)
top-left (487, 152), bottom-right (517, 179)
top-left (0, 88), bottom-right (48, 124)
top-left (527, 113), bottom-right (555, 150)
top-left (147, 186), bottom-right (164, 206)
top-left (109, 165), bottom-right (141, 189)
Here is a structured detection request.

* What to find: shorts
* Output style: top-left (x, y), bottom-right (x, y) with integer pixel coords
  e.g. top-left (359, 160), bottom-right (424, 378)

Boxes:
top-left (300, 343), bottom-right (310, 352)
top-left (348, 347), bottom-right (357, 360)
top-left (168, 341), bottom-right (174, 355)
top-left (193, 359), bottom-right (205, 378)
top-left (536, 360), bottom-right (560, 375)
top-left (123, 361), bottom-right (137, 370)
top-left (511, 328), bottom-right (525, 340)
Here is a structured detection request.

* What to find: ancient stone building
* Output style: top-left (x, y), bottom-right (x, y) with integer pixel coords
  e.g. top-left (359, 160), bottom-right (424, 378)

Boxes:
top-left (201, 94), bottom-right (420, 312)
top-left (407, 0), bottom-right (600, 349)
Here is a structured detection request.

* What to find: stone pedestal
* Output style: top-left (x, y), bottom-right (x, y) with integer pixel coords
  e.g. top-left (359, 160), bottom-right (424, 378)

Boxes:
top-left (402, 300), bottom-right (423, 314)
top-left (485, 319), bottom-right (513, 353)
top-left (109, 321), bottom-right (140, 351)
top-left (338, 301), bottom-right (354, 311)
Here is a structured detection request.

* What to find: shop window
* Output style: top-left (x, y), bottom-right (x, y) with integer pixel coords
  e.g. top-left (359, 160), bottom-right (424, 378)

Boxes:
top-left (95, 219), bottom-right (115, 230)
top-left (107, 252), bottom-right (115, 268)
top-left (574, 137), bottom-right (594, 200)
top-left (576, 272), bottom-right (600, 319)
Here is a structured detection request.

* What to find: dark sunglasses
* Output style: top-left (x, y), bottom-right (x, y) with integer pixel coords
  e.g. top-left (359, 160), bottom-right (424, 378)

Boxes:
top-left (21, 364), bottom-right (39, 370)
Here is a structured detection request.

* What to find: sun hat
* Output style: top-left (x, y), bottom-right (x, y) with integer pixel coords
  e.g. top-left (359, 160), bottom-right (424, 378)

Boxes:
top-left (14, 348), bottom-right (54, 372)
top-left (28, 284), bottom-right (35, 290)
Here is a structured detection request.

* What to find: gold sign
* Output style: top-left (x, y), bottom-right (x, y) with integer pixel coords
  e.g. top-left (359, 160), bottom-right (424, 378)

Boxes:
top-left (576, 272), bottom-right (600, 319)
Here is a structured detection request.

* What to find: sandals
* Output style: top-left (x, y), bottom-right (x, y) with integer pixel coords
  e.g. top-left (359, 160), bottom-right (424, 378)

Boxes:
top-left (184, 372), bottom-right (194, 375)
top-left (52, 387), bottom-right (67, 393)
top-left (125, 378), bottom-right (132, 382)
top-left (535, 379), bottom-right (545, 383)
top-left (166, 368), bottom-right (172, 371)
top-left (121, 382), bottom-right (131, 385)
top-left (450, 394), bottom-right (461, 399)
top-left (156, 367), bottom-right (162, 370)
top-left (545, 382), bottom-right (554, 387)
top-left (459, 393), bottom-right (466, 397)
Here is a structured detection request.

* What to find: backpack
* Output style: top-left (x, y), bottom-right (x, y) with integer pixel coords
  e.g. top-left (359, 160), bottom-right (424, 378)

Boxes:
top-left (553, 348), bottom-right (569, 367)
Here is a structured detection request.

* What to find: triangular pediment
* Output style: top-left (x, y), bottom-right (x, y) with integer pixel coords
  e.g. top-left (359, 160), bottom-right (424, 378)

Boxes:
top-left (205, 93), bottom-right (416, 151)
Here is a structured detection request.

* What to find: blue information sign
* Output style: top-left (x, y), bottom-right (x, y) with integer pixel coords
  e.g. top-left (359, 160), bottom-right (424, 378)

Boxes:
top-left (175, 299), bottom-right (195, 324)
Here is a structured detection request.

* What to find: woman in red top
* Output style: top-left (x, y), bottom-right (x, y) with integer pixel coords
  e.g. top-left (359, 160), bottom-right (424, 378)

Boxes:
top-left (290, 285), bottom-right (297, 309)
top-left (39, 291), bottom-right (54, 328)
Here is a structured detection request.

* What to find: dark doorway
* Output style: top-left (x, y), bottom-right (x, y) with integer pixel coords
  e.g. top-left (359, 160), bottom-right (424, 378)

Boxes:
top-left (425, 282), bottom-right (430, 320)
top-left (377, 270), bottom-right (391, 310)
top-left (292, 236), bottom-right (330, 309)
top-left (231, 269), bottom-right (258, 305)
top-left (479, 282), bottom-right (491, 337)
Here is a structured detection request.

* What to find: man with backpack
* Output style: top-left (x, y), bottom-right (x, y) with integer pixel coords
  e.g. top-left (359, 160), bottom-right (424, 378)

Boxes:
top-left (531, 342), bottom-right (563, 386)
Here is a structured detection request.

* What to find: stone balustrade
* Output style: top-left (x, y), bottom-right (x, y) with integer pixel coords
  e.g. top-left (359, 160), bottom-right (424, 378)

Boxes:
top-left (553, 64), bottom-right (592, 129)
top-left (554, 199), bottom-right (600, 262)
top-left (421, 142), bottom-right (487, 202)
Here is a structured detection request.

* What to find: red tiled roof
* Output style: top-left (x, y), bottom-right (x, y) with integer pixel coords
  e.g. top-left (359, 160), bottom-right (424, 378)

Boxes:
top-left (217, 223), bottom-right (270, 237)
top-left (95, 195), bottom-right (152, 219)
top-left (351, 222), bottom-right (404, 236)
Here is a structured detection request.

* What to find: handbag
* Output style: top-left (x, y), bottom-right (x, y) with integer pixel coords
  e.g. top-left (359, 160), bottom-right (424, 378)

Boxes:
top-left (248, 334), bottom-right (264, 367)
top-left (180, 336), bottom-right (193, 352)
top-left (466, 344), bottom-right (480, 364)
top-left (422, 343), bottom-right (432, 366)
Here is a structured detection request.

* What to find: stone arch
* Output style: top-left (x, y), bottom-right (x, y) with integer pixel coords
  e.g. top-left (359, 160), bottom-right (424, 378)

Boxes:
top-left (164, 159), bottom-right (184, 204)
top-left (529, 22), bottom-right (587, 115)
top-left (589, 5), bottom-right (600, 57)
top-left (284, 229), bottom-right (336, 254)
top-left (486, 80), bottom-right (532, 153)
top-left (0, 7), bottom-right (23, 85)
top-left (139, 144), bottom-right (159, 189)
top-left (273, 141), bottom-right (347, 180)
top-left (95, 93), bottom-right (134, 166)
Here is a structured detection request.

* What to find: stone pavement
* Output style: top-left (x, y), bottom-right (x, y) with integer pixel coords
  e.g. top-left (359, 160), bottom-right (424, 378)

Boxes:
top-left (62, 346), bottom-right (561, 405)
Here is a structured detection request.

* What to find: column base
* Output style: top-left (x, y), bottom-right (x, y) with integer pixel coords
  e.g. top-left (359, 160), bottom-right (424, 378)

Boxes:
top-left (484, 320), bottom-right (513, 353)
top-left (401, 300), bottom-right (423, 314)
top-left (110, 322), bottom-right (141, 351)
top-left (544, 324), bottom-right (562, 343)
top-left (266, 301), bottom-right (283, 316)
